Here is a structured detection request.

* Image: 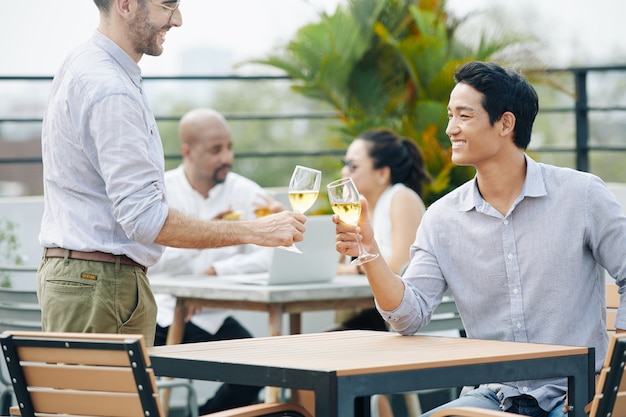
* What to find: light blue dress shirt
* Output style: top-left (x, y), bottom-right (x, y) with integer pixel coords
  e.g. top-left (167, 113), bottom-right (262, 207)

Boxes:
top-left (39, 30), bottom-right (169, 267)
top-left (379, 155), bottom-right (626, 411)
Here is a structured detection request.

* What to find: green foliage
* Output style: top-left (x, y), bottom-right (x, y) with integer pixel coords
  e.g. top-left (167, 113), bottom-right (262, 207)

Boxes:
top-left (0, 218), bottom-right (24, 287)
top-left (249, 0), bottom-right (538, 204)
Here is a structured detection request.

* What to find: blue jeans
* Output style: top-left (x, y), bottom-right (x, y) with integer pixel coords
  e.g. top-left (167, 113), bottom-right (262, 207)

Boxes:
top-left (421, 387), bottom-right (566, 417)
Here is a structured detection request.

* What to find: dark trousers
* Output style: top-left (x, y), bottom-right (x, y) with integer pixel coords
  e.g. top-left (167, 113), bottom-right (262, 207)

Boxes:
top-left (154, 317), bottom-right (263, 414)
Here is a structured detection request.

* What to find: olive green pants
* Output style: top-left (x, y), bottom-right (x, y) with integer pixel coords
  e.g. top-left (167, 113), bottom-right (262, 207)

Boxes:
top-left (37, 255), bottom-right (157, 346)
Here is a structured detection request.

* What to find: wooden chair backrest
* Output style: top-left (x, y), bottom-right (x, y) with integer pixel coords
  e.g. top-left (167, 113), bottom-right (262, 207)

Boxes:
top-left (607, 283), bottom-right (620, 333)
top-left (588, 333), bottom-right (626, 417)
top-left (1, 331), bottom-right (163, 417)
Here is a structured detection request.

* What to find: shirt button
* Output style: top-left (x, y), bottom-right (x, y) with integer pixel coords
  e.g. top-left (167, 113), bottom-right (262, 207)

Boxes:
top-left (517, 322), bottom-right (522, 329)
top-left (508, 253), bottom-right (513, 260)
top-left (503, 219), bottom-right (509, 225)
top-left (513, 288), bottom-right (518, 294)
top-left (522, 387), bottom-right (528, 393)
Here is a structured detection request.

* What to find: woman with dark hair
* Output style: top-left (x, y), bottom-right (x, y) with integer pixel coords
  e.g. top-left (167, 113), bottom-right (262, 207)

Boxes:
top-left (332, 129), bottom-right (431, 416)
top-left (335, 128), bottom-right (431, 330)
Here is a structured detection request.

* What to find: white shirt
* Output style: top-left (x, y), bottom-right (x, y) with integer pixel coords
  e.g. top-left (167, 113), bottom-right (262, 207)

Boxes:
top-left (372, 183), bottom-right (425, 260)
top-left (150, 166), bottom-right (273, 333)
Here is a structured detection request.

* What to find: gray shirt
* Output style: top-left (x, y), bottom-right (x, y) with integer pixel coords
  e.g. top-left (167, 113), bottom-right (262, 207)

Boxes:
top-left (39, 30), bottom-right (169, 267)
top-left (378, 155), bottom-right (626, 411)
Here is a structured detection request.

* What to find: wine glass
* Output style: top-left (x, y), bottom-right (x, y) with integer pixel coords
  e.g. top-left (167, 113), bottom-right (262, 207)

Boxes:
top-left (279, 165), bottom-right (322, 253)
top-left (327, 177), bottom-right (379, 265)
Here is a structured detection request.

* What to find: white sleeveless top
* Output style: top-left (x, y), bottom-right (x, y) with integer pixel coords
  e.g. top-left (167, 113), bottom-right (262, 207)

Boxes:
top-left (372, 183), bottom-right (409, 259)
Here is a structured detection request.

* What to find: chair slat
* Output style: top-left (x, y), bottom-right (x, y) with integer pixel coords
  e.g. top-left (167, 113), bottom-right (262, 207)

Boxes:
top-left (29, 390), bottom-right (153, 417)
top-left (614, 392), bottom-right (626, 417)
top-left (17, 346), bottom-right (131, 367)
top-left (603, 334), bottom-right (621, 367)
top-left (607, 284), bottom-right (620, 309)
top-left (21, 364), bottom-right (139, 392)
top-left (607, 284), bottom-right (620, 334)
top-left (607, 311), bottom-right (617, 332)
top-left (8, 330), bottom-right (151, 365)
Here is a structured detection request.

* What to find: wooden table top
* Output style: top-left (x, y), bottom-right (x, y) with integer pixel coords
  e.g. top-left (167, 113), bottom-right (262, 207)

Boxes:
top-left (149, 330), bottom-right (589, 377)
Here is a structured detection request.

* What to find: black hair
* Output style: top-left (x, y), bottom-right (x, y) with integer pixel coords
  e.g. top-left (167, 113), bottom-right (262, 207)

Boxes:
top-left (92, 0), bottom-right (110, 12)
top-left (454, 61), bottom-right (539, 149)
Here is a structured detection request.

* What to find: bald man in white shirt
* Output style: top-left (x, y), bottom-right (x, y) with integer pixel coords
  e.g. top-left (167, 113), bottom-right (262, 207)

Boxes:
top-left (150, 108), bottom-right (283, 414)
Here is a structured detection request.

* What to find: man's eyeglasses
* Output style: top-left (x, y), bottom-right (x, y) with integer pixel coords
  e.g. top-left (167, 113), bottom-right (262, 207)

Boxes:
top-left (341, 159), bottom-right (357, 173)
top-left (150, 0), bottom-right (180, 12)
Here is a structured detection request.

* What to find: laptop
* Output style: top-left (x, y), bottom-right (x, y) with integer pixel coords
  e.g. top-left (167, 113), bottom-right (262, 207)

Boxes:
top-left (229, 215), bottom-right (338, 285)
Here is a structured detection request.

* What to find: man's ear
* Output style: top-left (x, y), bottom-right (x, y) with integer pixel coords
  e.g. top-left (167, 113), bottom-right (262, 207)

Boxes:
top-left (114, 0), bottom-right (133, 18)
top-left (499, 111), bottom-right (516, 136)
top-left (181, 142), bottom-right (191, 157)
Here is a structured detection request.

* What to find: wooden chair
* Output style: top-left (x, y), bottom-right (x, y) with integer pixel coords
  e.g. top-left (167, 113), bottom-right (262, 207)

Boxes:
top-left (1, 331), bottom-right (312, 417)
top-left (429, 332), bottom-right (626, 417)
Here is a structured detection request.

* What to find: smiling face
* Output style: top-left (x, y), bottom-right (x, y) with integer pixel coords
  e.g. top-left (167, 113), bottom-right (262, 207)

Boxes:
top-left (446, 82), bottom-right (506, 169)
top-left (128, 0), bottom-right (182, 58)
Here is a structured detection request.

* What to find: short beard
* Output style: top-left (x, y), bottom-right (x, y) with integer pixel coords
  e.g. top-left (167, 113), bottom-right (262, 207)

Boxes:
top-left (212, 165), bottom-right (231, 185)
top-left (128, 1), bottom-right (163, 57)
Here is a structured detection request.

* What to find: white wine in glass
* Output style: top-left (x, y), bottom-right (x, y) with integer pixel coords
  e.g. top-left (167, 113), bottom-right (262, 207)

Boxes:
top-left (288, 191), bottom-right (319, 214)
top-left (279, 165), bottom-right (322, 253)
top-left (327, 177), bottom-right (379, 265)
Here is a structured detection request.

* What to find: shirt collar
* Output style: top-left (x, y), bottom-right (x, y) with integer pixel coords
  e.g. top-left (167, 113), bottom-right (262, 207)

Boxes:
top-left (521, 154), bottom-right (547, 198)
top-left (459, 154), bottom-right (547, 212)
top-left (175, 165), bottom-right (228, 201)
top-left (92, 30), bottom-right (142, 90)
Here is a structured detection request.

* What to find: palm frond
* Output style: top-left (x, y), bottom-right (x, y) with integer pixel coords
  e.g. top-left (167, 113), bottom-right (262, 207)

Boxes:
top-left (249, 0), bottom-right (541, 204)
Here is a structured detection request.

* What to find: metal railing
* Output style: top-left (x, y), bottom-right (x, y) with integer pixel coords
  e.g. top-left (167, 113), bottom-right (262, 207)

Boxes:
top-left (2, 65), bottom-right (626, 185)
top-left (533, 65), bottom-right (626, 172)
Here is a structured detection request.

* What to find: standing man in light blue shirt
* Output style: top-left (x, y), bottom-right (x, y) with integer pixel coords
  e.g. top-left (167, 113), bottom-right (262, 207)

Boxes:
top-left (333, 61), bottom-right (626, 417)
top-left (37, 0), bottom-right (306, 347)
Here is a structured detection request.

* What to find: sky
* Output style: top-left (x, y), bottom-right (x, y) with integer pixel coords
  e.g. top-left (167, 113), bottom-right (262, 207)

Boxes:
top-left (2, 0), bottom-right (626, 77)
top-left (3, 1), bottom-right (345, 76)
top-left (446, 0), bottom-right (626, 67)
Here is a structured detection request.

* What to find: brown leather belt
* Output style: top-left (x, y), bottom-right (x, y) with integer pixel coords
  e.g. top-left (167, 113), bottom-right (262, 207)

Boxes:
top-left (44, 248), bottom-right (146, 272)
